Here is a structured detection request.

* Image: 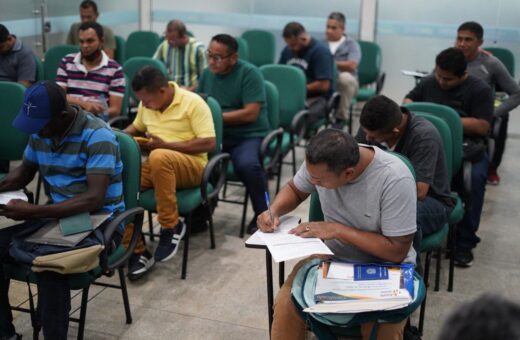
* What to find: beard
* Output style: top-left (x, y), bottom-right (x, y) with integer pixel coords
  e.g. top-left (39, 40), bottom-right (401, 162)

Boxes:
top-left (82, 48), bottom-right (102, 62)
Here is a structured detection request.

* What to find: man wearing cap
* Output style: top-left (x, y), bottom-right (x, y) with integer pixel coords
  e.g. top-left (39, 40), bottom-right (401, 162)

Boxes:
top-left (0, 81), bottom-right (124, 340)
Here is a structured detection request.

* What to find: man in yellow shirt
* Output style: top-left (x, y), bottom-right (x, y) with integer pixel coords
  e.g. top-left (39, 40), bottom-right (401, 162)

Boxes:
top-left (123, 66), bottom-right (215, 280)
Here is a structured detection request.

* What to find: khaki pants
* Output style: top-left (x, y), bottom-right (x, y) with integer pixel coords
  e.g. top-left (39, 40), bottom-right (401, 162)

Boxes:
top-left (336, 72), bottom-right (359, 121)
top-left (122, 149), bottom-right (205, 253)
top-left (271, 258), bottom-right (407, 340)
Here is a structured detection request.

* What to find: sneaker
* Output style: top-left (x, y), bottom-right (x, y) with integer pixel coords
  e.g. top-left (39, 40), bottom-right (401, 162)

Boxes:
top-left (154, 222), bottom-right (186, 262)
top-left (454, 250), bottom-right (474, 268)
top-left (127, 249), bottom-right (155, 281)
top-left (487, 172), bottom-right (500, 185)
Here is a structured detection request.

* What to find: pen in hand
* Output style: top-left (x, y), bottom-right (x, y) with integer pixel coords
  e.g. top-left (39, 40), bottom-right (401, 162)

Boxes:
top-left (264, 191), bottom-right (275, 231)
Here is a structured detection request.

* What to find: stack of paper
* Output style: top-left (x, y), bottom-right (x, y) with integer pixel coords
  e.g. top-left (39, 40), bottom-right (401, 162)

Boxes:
top-left (258, 216), bottom-right (333, 263)
top-left (304, 262), bottom-right (412, 313)
top-left (0, 190), bottom-right (28, 230)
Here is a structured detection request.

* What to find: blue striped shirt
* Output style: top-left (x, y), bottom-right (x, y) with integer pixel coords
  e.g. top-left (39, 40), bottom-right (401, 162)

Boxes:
top-left (23, 108), bottom-right (125, 215)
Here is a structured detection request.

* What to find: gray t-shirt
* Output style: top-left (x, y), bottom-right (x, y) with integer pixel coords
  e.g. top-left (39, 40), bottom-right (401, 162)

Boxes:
top-left (293, 146), bottom-right (417, 265)
top-left (66, 22), bottom-right (116, 50)
top-left (468, 52), bottom-right (520, 117)
top-left (0, 38), bottom-right (36, 82)
top-left (356, 111), bottom-right (452, 208)
top-left (322, 35), bottom-right (361, 77)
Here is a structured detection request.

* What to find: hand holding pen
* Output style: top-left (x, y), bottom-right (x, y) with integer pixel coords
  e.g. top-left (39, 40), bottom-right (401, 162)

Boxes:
top-left (257, 191), bottom-right (280, 233)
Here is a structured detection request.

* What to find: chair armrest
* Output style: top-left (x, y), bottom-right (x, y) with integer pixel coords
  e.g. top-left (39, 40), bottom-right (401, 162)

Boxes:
top-left (23, 189), bottom-right (34, 204)
top-left (101, 207), bottom-right (144, 271)
top-left (290, 109), bottom-right (310, 145)
top-left (492, 116), bottom-right (502, 139)
top-left (462, 160), bottom-right (472, 212)
top-left (108, 116), bottom-right (131, 129)
top-left (260, 128), bottom-right (284, 172)
top-left (376, 72), bottom-right (386, 94)
top-left (326, 92), bottom-right (341, 125)
top-left (487, 137), bottom-right (495, 163)
top-left (201, 153), bottom-right (230, 203)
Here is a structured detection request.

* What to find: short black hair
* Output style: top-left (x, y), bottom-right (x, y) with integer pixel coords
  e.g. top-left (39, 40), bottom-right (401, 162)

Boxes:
top-left (458, 21), bottom-right (484, 40)
top-left (80, 0), bottom-right (98, 13)
top-left (436, 47), bottom-right (467, 77)
top-left (306, 129), bottom-right (360, 174)
top-left (210, 34), bottom-right (238, 54)
top-left (167, 20), bottom-right (187, 38)
top-left (438, 294), bottom-right (520, 340)
top-left (132, 66), bottom-right (169, 93)
top-left (283, 22), bottom-right (306, 38)
top-left (78, 21), bottom-right (104, 40)
top-left (0, 24), bottom-right (10, 43)
top-left (360, 95), bottom-right (402, 133)
top-left (328, 12), bottom-right (346, 26)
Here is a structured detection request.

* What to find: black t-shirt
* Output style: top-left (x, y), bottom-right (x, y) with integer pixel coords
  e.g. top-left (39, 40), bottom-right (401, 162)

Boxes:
top-left (405, 74), bottom-right (493, 141)
top-left (356, 110), bottom-right (453, 207)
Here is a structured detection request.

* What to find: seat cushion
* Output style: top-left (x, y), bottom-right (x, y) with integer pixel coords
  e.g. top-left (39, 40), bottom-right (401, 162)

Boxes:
top-left (140, 185), bottom-right (213, 215)
top-left (420, 224), bottom-right (449, 252)
top-left (449, 193), bottom-right (464, 224)
top-left (356, 88), bottom-right (376, 102)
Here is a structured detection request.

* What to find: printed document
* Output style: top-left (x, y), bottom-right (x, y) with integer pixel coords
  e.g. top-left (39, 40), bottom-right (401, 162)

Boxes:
top-left (0, 190), bottom-right (28, 230)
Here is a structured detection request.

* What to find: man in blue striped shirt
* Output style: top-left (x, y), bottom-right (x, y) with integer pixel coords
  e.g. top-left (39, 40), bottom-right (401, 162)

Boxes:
top-left (0, 81), bottom-right (124, 340)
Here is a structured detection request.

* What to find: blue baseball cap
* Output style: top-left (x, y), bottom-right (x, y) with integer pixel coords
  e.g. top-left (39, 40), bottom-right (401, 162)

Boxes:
top-left (12, 81), bottom-right (67, 134)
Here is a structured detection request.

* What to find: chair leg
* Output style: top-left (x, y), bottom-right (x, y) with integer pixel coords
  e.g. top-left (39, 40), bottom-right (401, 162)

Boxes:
top-left (148, 211), bottom-right (154, 241)
top-left (418, 289), bottom-right (428, 336)
top-left (207, 205), bottom-right (216, 249)
top-left (291, 145), bottom-right (297, 175)
top-left (418, 251), bottom-right (432, 335)
top-left (275, 158), bottom-right (283, 194)
top-left (239, 190), bottom-right (249, 238)
top-left (348, 103), bottom-right (354, 135)
top-left (77, 286), bottom-right (90, 340)
top-left (181, 214), bottom-right (192, 279)
top-left (435, 247), bottom-right (442, 292)
top-left (35, 173), bottom-right (42, 205)
top-left (118, 267), bottom-right (132, 324)
top-left (448, 224), bottom-right (456, 292)
top-left (223, 180), bottom-right (228, 198)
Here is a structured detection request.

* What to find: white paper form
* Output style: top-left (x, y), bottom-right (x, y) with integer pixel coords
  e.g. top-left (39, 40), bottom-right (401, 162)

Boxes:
top-left (258, 215), bottom-right (333, 263)
top-left (0, 190), bottom-right (28, 230)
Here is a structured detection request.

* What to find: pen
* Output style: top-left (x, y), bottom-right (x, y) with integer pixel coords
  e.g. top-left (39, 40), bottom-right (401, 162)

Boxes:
top-left (264, 191), bottom-right (274, 227)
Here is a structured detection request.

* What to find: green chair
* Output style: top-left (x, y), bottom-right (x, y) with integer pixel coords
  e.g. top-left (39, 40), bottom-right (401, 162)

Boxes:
top-left (33, 54), bottom-right (44, 82)
top-left (4, 130), bottom-right (145, 340)
top-left (260, 65), bottom-right (308, 182)
top-left (241, 30), bottom-right (276, 67)
top-left (139, 97), bottom-right (230, 279)
top-left (43, 44), bottom-right (79, 82)
top-left (484, 46), bottom-right (515, 77)
top-left (0, 82), bottom-right (28, 179)
top-left (125, 31), bottom-right (161, 59)
top-left (114, 35), bottom-right (126, 65)
top-left (235, 36), bottom-right (250, 62)
top-left (355, 41), bottom-right (385, 102)
top-left (122, 57), bottom-right (168, 106)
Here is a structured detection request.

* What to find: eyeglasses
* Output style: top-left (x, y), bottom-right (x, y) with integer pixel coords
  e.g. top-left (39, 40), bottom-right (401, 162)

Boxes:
top-left (205, 50), bottom-right (232, 63)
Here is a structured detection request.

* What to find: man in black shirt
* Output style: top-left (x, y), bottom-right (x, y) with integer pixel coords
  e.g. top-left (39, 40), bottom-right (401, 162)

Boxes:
top-left (404, 47), bottom-right (493, 267)
top-left (357, 95), bottom-right (452, 254)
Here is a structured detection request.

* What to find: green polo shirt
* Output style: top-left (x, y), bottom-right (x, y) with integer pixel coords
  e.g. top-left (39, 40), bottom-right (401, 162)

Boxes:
top-left (198, 60), bottom-right (270, 138)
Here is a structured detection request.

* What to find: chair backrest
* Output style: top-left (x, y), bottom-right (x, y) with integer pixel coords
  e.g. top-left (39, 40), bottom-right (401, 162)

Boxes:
top-left (241, 30), bottom-right (276, 67)
top-left (235, 37), bottom-right (250, 62)
top-left (404, 102), bottom-right (463, 174)
top-left (122, 57), bottom-right (168, 102)
top-left (0, 82), bottom-right (28, 161)
top-left (260, 64), bottom-right (306, 128)
top-left (484, 47), bottom-right (515, 77)
top-left (264, 80), bottom-right (280, 129)
top-left (33, 54), bottom-right (44, 82)
top-left (44, 44), bottom-right (79, 82)
top-left (114, 35), bottom-right (126, 65)
top-left (125, 31), bottom-right (161, 59)
top-left (414, 112), bottom-right (454, 180)
top-left (357, 40), bottom-right (382, 87)
top-left (120, 74), bottom-right (130, 117)
top-left (206, 96), bottom-right (223, 157)
top-left (113, 130), bottom-right (141, 209)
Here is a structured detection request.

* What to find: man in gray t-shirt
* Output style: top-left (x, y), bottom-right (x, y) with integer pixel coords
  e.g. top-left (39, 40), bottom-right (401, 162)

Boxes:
top-left (257, 129), bottom-right (417, 339)
top-left (323, 12), bottom-right (361, 122)
top-left (356, 95), bottom-right (452, 253)
top-left (455, 21), bottom-right (520, 185)
top-left (0, 24), bottom-right (36, 88)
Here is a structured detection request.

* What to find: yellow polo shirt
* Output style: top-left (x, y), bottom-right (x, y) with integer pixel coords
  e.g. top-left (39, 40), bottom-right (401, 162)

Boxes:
top-left (133, 82), bottom-right (215, 165)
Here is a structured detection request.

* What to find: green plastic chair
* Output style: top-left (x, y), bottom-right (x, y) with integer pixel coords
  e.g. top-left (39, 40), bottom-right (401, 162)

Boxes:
top-left (356, 41), bottom-right (385, 102)
top-left (139, 97), bottom-right (230, 279)
top-left (4, 130), bottom-right (145, 340)
top-left (122, 57), bottom-right (168, 105)
top-left (43, 44), bottom-right (79, 82)
top-left (241, 30), bottom-right (276, 67)
top-left (235, 36), bottom-right (250, 62)
top-left (125, 31), bottom-right (161, 59)
top-left (114, 35), bottom-right (126, 65)
top-left (33, 54), bottom-right (44, 82)
top-left (484, 46), bottom-right (515, 77)
top-left (0, 82), bottom-right (28, 179)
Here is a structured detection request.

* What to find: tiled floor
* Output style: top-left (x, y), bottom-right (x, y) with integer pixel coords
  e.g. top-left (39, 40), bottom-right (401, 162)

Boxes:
top-left (8, 107), bottom-right (520, 339)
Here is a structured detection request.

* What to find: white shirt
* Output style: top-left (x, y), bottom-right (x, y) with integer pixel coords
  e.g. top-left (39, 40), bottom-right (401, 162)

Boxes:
top-left (328, 36), bottom-right (346, 55)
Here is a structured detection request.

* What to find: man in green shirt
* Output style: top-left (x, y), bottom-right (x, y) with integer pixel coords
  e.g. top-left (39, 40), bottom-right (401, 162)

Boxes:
top-left (198, 34), bottom-right (270, 233)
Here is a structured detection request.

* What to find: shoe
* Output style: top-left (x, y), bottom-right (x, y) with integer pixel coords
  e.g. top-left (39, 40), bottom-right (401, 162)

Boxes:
top-left (454, 250), bottom-right (474, 268)
top-left (127, 249), bottom-right (155, 281)
top-left (487, 167), bottom-right (500, 185)
top-left (154, 222), bottom-right (186, 262)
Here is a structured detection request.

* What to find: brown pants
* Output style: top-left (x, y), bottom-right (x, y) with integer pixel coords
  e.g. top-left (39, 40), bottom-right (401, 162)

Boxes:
top-left (271, 258), bottom-right (407, 340)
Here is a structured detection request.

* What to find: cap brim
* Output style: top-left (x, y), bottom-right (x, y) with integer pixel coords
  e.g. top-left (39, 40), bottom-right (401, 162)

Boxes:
top-left (12, 109), bottom-right (50, 135)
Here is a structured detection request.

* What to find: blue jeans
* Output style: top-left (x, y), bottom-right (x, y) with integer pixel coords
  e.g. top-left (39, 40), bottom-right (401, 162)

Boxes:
top-left (223, 137), bottom-right (268, 217)
top-left (413, 196), bottom-right (450, 253)
top-left (0, 221), bottom-right (70, 340)
top-left (453, 155), bottom-right (489, 251)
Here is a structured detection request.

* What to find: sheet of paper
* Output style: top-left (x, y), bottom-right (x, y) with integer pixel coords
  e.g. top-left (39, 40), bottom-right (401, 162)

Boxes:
top-left (0, 190), bottom-right (28, 205)
top-left (401, 70), bottom-right (428, 78)
top-left (258, 215), bottom-right (333, 263)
